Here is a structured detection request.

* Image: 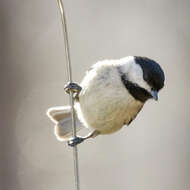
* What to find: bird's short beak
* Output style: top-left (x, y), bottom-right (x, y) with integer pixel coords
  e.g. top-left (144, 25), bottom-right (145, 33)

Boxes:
top-left (151, 90), bottom-right (158, 101)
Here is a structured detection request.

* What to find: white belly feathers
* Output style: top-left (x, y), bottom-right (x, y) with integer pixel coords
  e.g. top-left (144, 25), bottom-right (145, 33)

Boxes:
top-left (76, 61), bottom-right (143, 134)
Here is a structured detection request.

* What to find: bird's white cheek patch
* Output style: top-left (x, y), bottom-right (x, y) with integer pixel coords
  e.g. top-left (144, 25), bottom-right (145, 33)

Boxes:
top-left (128, 62), bottom-right (150, 91)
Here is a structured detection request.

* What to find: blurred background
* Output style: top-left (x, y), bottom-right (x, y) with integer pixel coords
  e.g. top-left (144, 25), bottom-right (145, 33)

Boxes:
top-left (0, 0), bottom-right (190, 189)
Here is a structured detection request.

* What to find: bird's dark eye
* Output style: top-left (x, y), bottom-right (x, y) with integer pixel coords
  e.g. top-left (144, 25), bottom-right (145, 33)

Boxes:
top-left (151, 85), bottom-right (160, 91)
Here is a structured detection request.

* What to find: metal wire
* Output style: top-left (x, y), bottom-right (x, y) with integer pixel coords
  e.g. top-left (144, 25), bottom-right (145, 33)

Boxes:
top-left (56, 1), bottom-right (80, 190)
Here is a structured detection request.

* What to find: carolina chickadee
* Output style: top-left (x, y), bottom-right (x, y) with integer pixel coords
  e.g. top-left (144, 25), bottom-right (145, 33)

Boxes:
top-left (47, 56), bottom-right (165, 146)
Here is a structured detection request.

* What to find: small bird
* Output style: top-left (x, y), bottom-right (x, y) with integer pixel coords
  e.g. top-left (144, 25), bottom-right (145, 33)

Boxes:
top-left (47, 56), bottom-right (165, 146)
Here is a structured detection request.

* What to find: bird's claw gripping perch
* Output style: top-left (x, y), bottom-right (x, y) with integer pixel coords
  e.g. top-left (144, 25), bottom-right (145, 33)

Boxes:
top-left (64, 82), bottom-right (82, 100)
top-left (64, 82), bottom-right (82, 94)
top-left (67, 136), bottom-right (85, 147)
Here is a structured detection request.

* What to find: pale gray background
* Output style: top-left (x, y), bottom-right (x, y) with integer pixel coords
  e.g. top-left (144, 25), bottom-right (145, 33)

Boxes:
top-left (0, 0), bottom-right (190, 190)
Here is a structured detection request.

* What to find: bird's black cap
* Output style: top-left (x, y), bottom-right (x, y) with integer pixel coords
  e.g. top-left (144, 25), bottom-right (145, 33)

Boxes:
top-left (120, 56), bottom-right (165, 103)
top-left (134, 56), bottom-right (165, 91)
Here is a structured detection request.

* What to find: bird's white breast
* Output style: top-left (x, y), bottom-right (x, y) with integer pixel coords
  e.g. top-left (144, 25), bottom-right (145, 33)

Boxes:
top-left (76, 60), bottom-right (143, 134)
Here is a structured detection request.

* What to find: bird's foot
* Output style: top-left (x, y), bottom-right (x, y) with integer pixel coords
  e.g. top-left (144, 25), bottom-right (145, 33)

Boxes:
top-left (64, 82), bottom-right (82, 98)
top-left (67, 136), bottom-right (84, 147)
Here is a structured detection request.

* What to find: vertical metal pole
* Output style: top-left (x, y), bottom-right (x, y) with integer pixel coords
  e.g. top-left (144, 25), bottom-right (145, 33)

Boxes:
top-left (56, 1), bottom-right (80, 190)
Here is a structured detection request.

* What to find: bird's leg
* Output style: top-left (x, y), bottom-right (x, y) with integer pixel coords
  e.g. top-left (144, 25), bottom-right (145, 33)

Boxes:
top-left (67, 130), bottom-right (100, 147)
top-left (64, 82), bottom-right (82, 100)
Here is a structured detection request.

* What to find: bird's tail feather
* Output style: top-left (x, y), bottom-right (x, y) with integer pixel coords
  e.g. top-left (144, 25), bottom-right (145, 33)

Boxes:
top-left (46, 106), bottom-right (84, 141)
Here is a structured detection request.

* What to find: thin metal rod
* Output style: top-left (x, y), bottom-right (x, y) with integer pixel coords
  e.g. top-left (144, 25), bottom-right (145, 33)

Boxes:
top-left (56, 1), bottom-right (80, 190)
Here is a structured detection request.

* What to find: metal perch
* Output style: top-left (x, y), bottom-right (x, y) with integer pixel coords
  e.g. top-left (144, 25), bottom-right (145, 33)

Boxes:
top-left (56, 1), bottom-right (80, 190)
